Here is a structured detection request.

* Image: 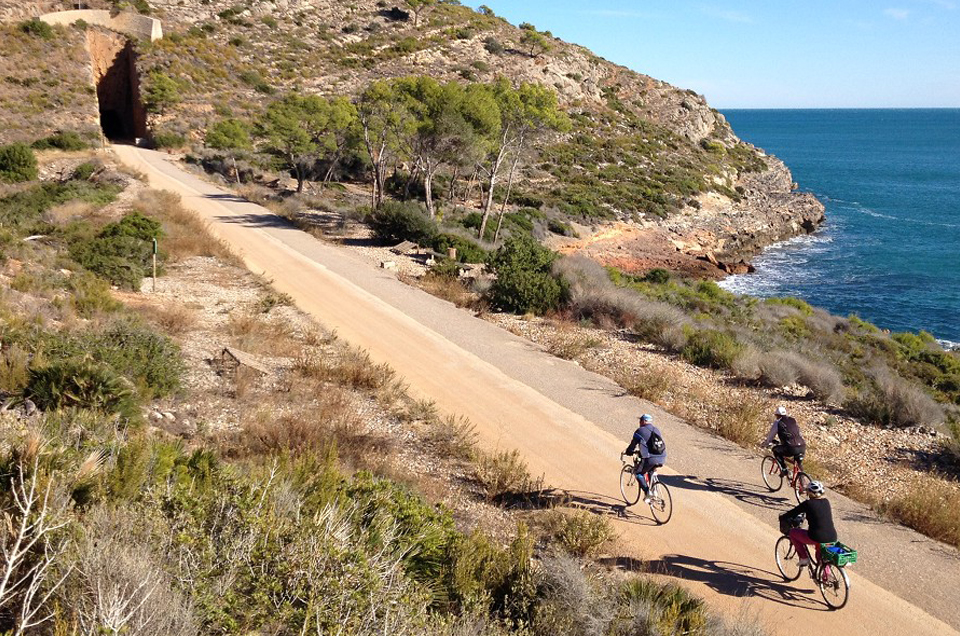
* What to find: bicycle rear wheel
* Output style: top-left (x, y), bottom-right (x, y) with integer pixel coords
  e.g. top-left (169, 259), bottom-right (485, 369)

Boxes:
top-left (793, 472), bottom-right (812, 503)
top-left (649, 481), bottom-right (673, 524)
top-left (818, 563), bottom-right (850, 609)
top-left (775, 536), bottom-right (803, 581)
top-left (761, 456), bottom-right (783, 491)
top-left (620, 465), bottom-right (641, 506)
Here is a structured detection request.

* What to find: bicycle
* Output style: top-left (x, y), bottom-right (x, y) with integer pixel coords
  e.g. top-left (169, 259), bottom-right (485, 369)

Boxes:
top-left (761, 450), bottom-right (811, 503)
top-left (620, 454), bottom-right (673, 524)
top-left (774, 515), bottom-right (855, 610)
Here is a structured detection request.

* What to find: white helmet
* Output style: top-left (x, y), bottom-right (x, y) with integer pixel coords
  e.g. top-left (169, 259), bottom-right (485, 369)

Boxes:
top-left (807, 481), bottom-right (825, 496)
top-left (775, 406), bottom-right (788, 416)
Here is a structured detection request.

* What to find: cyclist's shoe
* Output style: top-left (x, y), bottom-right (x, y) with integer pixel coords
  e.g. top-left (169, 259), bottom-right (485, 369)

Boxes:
top-left (798, 558), bottom-right (810, 567)
top-left (643, 495), bottom-right (652, 505)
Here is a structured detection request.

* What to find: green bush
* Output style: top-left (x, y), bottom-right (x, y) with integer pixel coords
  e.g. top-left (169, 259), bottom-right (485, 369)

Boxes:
top-left (19, 18), bottom-right (53, 39)
top-left (680, 328), bottom-right (744, 370)
top-left (67, 270), bottom-right (122, 317)
top-left (432, 232), bottom-right (487, 263)
top-left (0, 143), bottom-right (38, 182)
top-left (69, 212), bottom-right (163, 289)
top-left (0, 180), bottom-right (120, 232)
top-left (72, 162), bottom-right (97, 181)
top-left (486, 235), bottom-right (567, 314)
top-left (151, 130), bottom-right (186, 149)
top-left (369, 200), bottom-right (438, 244)
top-left (143, 72), bottom-right (181, 114)
top-left (27, 357), bottom-right (135, 415)
top-left (32, 131), bottom-right (90, 151)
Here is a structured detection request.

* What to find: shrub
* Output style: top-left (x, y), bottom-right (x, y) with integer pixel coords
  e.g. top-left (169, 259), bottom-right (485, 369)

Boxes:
top-left (712, 393), bottom-right (770, 446)
top-left (845, 368), bottom-right (944, 428)
top-left (616, 365), bottom-right (674, 402)
top-left (793, 355), bottom-right (845, 403)
top-left (151, 130), bottom-right (186, 149)
top-left (483, 36), bottom-right (503, 54)
top-left (474, 448), bottom-right (543, 501)
top-left (73, 161), bottom-right (97, 180)
top-left (757, 349), bottom-right (800, 387)
top-left (0, 344), bottom-right (30, 393)
top-left (0, 143), bottom-right (38, 182)
top-left (67, 270), bottom-right (122, 317)
top-left (26, 358), bottom-right (136, 415)
top-left (643, 268), bottom-right (670, 284)
top-left (681, 329), bottom-right (744, 370)
top-left (143, 72), bottom-right (181, 114)
top-left (19, 18), bottom-right (53, 39)
top-left (369, 200), bottom-right (438, 244)
top-left (542, 510), bottom-right (613, 557)
top-left (69, 212), bottom-right (163, 290)
top-left (486, 235), bottom-right (567, 314)
top-left (31, 130), bottom-right (90, 151)
top-left (432, 232), bottom-right (487, 263)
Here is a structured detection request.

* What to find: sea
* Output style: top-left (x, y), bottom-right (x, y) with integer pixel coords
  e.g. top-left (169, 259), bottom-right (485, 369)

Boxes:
top-left (717, 108), bottom-right (960, 348)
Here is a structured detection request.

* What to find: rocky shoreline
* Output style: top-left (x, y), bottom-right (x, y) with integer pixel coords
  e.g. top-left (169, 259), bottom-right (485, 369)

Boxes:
top-left (550, 154), bottom-right (826, 280)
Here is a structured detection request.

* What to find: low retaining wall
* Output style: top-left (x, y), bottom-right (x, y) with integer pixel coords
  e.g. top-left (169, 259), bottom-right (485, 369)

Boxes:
top-left (39, 9), bottom-right (162, 41)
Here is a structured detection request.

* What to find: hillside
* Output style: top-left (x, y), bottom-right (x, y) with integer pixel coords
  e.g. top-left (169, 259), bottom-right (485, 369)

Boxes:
top-left (0, 0), bottom-right (823, 275)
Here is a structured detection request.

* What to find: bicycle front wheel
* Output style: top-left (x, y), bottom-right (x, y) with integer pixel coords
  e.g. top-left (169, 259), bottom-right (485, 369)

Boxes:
top-left (775, 536), bottom-right (803, 581)
top-left (620, 465), bottom-right (641, 506)
top-left (649, 481), bottom-right (673, 524)
top-left (793, 472), bottom-right (812, 503)
top-left (761, 456), bottom-right (783, 492)
top-left (818, 563), bottom-right (850, 609)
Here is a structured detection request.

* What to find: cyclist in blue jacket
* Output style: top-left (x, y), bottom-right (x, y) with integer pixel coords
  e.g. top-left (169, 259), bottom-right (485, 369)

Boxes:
top-left (624, 414), bottom-right (667, 503)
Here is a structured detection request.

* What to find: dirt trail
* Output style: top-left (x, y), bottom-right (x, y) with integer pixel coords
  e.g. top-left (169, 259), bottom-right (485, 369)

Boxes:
top-left (112, 145), bottom-right (959, 636)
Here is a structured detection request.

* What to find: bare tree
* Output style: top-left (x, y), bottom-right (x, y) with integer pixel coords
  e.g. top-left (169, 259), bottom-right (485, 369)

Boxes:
top-left (73, 507), bottom-right (196, 636)
top-left (0, 452), bottom-right (71, 636)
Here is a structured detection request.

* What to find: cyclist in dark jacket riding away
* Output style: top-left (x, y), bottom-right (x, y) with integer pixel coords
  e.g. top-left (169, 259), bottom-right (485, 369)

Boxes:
top-left (762, 406), bottom-right (806, 474)
top-left (780, 480), bottom-right (838, 566)
top-left (624, 414), bottom-right (667, 503)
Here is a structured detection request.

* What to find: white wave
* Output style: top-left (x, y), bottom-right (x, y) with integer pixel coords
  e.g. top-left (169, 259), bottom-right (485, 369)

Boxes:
top-left (938, 338), bottom-right (960, 352)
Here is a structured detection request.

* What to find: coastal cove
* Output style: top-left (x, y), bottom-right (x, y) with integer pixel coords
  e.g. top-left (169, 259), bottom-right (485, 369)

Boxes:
top-left (719, 108), bottom-right (960, 345)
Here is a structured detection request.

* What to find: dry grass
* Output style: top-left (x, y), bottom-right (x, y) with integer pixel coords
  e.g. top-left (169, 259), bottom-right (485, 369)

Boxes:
top-left (539, 509), bottom-right (614, 557)
top-left (234, 390), bottom-right (393, 468)
top-left (615, 364), bottom-right (678, 402)
top-left (845, 366), bottom-right (945, 428)
top-left (474, 448), bottom-right (544, 502)
top-left (880, 475), bottom-right (960, 548)
top-left (43, 199), bottom-right (97, 226)
top-left (136, 302), bottom-right (197, 336)
top-left (422, 413), bottom-right (477, 460)
top-left (227, 311), bottom-right (299, 356)
top-left (0, 343), bottom-right (30, 393)
top-left (544, 330), bottom-right (602, 361)
top-left (555, 255), bottom-right (689, 347)
top-left (419, 272), bottom-right (474, 307)
top-left (294, 346), bottom-right (407, 408)
top-left (711, 393), bottom-right (772, 447)
top-left (133, 189), bottom-right (236, 263)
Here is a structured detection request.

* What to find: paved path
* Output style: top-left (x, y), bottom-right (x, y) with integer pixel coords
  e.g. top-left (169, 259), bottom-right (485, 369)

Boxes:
top-left (113, 145), bottom-right (960, 636)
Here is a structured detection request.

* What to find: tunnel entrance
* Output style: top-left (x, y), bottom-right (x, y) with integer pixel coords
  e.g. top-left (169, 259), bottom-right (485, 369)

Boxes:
top-left (88, 30), bottom-right (147, 141)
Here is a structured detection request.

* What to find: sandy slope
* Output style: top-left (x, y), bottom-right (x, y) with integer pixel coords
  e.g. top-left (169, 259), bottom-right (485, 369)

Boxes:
top-left (112, 145), bottom-right (959, 636)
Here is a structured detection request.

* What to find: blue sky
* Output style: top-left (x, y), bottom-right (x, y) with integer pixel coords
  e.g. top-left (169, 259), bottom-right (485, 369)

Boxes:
top-left (478, 1), bottom-right (960, 108)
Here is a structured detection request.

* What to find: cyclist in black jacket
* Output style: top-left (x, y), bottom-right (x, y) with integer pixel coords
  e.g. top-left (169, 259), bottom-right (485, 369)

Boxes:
top-left (780, 480), bottom-right (838, 566)
top-left (762, 405), bottom-right (806, 474)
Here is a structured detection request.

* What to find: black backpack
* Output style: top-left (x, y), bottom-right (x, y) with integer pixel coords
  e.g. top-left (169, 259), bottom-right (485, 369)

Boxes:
top-left (648, 430), bottom-right (666, 455)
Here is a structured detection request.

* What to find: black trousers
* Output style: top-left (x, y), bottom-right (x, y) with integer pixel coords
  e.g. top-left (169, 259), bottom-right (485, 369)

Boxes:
top-left (772, 444), bottom-right (805, 470)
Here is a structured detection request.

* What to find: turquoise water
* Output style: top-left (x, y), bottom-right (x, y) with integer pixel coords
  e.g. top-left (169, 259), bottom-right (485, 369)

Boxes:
top-left (718, 109), bottom-right (960, 346)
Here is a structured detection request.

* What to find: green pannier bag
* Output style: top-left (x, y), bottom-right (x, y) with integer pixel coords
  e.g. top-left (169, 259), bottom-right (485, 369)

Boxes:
top-left (821, 542), bottom-right (857, 566)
